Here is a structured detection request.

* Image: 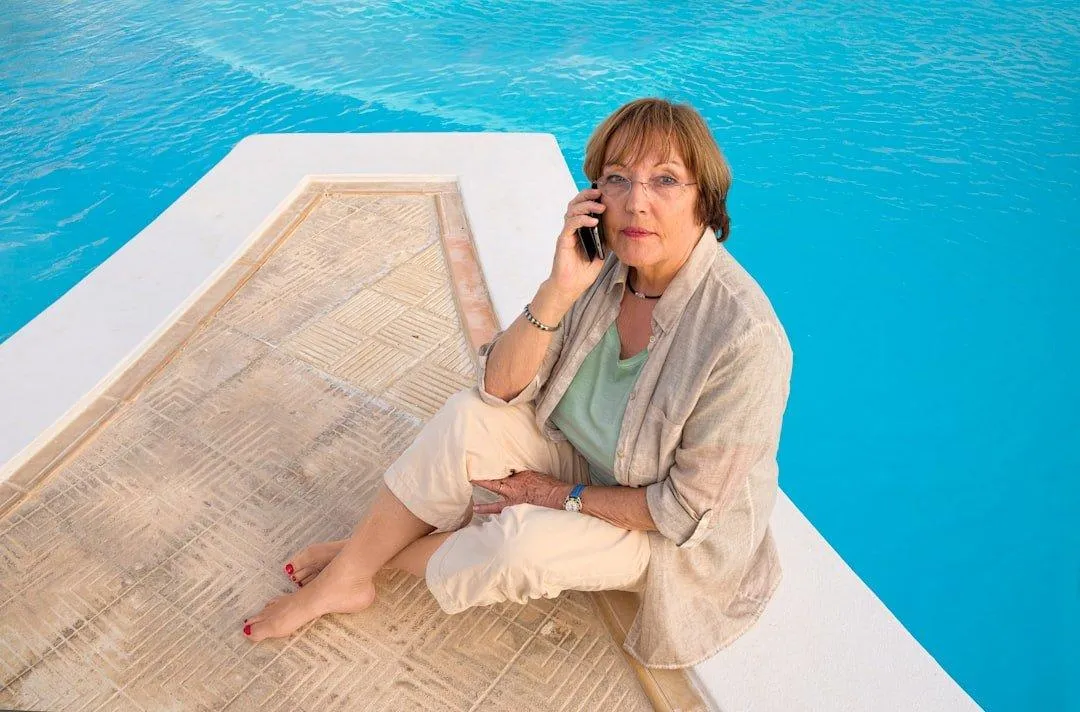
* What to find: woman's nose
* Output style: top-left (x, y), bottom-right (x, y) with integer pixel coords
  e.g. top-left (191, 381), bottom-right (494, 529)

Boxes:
top-left (622, 180), bottom-right (652, 211)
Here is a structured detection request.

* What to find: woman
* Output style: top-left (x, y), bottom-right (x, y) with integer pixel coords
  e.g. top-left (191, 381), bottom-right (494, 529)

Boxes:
top-left (244, 98), bottom-right (793, 669)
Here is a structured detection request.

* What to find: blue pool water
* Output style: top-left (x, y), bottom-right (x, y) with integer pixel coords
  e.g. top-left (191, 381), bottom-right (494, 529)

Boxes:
top-left (2, 2), bottom-right (1077, 708)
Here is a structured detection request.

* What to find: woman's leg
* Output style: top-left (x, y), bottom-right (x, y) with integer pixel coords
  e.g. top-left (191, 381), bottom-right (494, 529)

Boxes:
top-left (288, 506), bottom-right (474, 586)
top-left (248, 388), bottom-right (579, 640)
top-left (283, 528), bottom-right (455, 590)
top-left (245, 484), bottom-right (435, 641)
top-left (426, 504), bottom-right (650, 613)
top-left (284, 386), bottom-right (585, 588)
top-left (385, 531), bottom-right (456, 577)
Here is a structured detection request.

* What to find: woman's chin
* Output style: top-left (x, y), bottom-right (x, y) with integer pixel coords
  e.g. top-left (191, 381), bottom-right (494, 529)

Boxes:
top-left (610, 240), bottom-right (659, 267)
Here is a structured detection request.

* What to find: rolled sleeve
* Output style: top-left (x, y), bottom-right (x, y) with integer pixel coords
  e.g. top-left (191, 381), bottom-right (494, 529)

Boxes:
top-left (645, 323), bottom-right (793, 549)
top-left (646, 478), bottom-right (715, 548)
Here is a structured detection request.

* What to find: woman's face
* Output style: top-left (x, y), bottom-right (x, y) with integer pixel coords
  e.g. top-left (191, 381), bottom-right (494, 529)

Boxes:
top-left (600, 145), bottom-right (704, 277)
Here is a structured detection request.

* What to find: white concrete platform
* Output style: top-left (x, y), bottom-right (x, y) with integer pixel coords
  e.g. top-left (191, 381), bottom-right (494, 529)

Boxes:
top-left (0, 133), bottom-right (980, 711)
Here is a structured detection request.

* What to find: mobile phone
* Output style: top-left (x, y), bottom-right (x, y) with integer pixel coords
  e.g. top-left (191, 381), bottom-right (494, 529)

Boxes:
top-left (575, 182), bottom-right (605, 261)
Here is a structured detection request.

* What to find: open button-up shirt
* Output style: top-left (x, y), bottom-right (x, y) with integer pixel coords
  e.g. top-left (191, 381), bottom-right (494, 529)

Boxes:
top-left (477, 227), bottom-right (794, 669)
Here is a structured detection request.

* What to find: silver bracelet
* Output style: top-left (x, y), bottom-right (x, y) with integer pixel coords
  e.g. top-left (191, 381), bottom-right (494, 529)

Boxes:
top-left (523, 303), bottom-right (561, 332)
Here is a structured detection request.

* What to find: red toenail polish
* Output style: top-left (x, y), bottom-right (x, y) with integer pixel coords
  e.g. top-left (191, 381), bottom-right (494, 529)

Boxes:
top-left (285, 563), bottom-right (294, 575)
top-left (298, 581), bottom-right (304, 587)
top-left (243, 624), bottom-right (251, 636)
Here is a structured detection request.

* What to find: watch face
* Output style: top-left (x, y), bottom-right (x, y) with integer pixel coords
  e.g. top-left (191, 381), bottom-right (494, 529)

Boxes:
top-left (564, 498), bottom-right (582, 513)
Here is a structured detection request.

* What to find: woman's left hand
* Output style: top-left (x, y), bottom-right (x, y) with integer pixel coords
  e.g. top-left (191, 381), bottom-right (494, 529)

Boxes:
top-left (472, 470), bottom-right (570, 515)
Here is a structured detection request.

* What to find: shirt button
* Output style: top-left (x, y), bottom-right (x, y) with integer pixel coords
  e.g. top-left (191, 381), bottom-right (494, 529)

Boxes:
top-left (629, 392), bottom-right (635, 400)
top-left (617, 449), bottom-right (624, 458)
top-left (648, 335), bottom-right (656, 345)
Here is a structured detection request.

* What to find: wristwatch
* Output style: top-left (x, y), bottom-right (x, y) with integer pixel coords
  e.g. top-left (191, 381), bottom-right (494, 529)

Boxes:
top-left (563, 484), bottom-right (586, 513)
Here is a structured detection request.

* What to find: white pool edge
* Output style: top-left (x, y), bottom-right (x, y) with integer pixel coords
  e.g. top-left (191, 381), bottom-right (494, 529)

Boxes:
top-left (0, 133), bottom-right (981, 712)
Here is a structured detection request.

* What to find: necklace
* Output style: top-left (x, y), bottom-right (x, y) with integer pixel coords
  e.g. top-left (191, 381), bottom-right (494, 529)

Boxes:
top-left (627, 271), bottom-right (663, 300)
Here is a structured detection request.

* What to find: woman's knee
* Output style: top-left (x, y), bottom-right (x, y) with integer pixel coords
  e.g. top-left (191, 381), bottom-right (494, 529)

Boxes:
top-left (425, 388), bottom-right (489, 436)
top-left (427, 388), bottom-right (488, 445)
top-left (439, 387), bottom-right (489, 421)
top-left (433, 387), bottom-right (522, 451)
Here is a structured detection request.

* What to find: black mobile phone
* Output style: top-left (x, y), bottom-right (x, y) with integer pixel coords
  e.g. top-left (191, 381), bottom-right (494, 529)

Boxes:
top-left (576, 182), bottom-right (605, 261)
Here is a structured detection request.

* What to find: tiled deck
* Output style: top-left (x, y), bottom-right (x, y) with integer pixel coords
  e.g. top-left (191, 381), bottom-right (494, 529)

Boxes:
top-left (0, 184), bottom-right (701, 711)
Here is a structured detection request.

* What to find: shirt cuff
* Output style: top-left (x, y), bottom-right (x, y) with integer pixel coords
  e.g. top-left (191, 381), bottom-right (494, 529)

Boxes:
top-left (646, 478), bottom-right (715, 549)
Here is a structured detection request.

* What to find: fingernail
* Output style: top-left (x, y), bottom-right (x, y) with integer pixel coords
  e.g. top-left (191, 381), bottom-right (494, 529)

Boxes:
top-left (243, 624), bottom-right (252, 636)
top-left (285, 563), bottom-right (294, 575)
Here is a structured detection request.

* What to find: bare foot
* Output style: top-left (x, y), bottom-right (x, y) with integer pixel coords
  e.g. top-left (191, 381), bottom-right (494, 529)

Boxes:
top-left (284, 539), bottom-right (348, 587)
top-left (245, 566), bottom-right (376, 642)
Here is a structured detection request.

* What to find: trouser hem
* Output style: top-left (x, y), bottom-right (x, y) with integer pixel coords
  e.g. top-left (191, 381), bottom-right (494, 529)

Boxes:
top-left (424, 529), bottom-right (469, 614)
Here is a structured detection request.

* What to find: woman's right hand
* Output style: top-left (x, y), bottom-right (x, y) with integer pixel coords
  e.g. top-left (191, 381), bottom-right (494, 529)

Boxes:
top-left (546, 186), bottom-right (608, 305)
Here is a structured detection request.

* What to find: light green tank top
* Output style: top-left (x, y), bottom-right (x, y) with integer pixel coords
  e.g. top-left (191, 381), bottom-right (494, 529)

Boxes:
top-left (550, 322), bottom-right (649, 486)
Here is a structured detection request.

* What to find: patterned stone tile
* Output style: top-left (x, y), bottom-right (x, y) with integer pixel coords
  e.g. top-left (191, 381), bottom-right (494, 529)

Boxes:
top-left (325, 290), bottom-right (410, 335)
top-left (140, 325), bottom-right (271, 421)
top-left (185, 350), bottom-right (357, 477)
top-left (0, 634), bottom-right (119, 712)
top-left (383, 362), bottom-right (475, 421)
top-left (324, 336), bottom-right (416, 395)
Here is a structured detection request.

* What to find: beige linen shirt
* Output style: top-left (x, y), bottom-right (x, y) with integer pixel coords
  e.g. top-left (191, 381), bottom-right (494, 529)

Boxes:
top-left (476, 227), bottom-right (794, 669)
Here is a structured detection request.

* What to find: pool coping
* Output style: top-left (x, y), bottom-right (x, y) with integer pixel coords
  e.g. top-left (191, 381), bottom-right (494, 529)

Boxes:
top-left (0, 133), bottom-right (980, 711)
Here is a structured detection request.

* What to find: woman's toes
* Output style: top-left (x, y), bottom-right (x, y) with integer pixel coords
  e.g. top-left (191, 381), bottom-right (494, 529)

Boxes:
top-left (245, 612), bottom-right (267, 628)
top-left (246, 618), bottom-right (283, 642)
top-left (288, 540), bottom-right (345, 572)
top-left (244, 590), bottom-right (317, 642)
top-left (245, 619), bottom-right (274, 642)
top-left (287, 546), bottom-right (324, 574)
top-left (244, 576), bottom-right (377, 643)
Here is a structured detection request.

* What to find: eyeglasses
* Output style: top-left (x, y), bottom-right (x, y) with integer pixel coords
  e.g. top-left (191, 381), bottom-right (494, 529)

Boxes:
top-left (597, 173), bottom-right (698, 200)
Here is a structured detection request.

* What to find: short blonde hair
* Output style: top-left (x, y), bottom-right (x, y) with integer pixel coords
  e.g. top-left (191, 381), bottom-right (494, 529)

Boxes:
top-left (583, 98), bottom-right (733, 242)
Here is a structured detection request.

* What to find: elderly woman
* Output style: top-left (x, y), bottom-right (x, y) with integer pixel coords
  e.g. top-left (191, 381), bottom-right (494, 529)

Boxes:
top-left (244, 98), bottom-right (793, 668)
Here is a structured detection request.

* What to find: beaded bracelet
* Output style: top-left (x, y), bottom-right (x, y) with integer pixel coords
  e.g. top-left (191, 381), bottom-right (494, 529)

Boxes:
top-left (523, 303), bottom-right (561, 332)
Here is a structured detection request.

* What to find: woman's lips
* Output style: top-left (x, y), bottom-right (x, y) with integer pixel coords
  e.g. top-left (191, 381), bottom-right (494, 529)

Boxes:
top-left (621, 228), bottom-right (652, 237)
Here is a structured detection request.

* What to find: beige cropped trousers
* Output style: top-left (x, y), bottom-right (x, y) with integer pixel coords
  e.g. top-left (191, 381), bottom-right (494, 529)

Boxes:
top-left (382, 388), bottom-right (650, 613)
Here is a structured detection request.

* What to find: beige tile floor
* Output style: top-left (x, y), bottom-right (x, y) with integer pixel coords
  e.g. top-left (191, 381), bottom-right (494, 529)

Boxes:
top-left (0, 186), bottom-right (669, 711)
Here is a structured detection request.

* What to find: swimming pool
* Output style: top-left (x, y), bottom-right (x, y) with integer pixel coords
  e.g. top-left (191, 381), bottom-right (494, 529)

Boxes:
top-left (2, 1), bottom-right (1077, 708)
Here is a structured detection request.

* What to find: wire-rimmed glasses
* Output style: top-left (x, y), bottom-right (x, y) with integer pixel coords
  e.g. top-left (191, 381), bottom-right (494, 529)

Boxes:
top-left (597, 173), bottom-right (697, 200)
